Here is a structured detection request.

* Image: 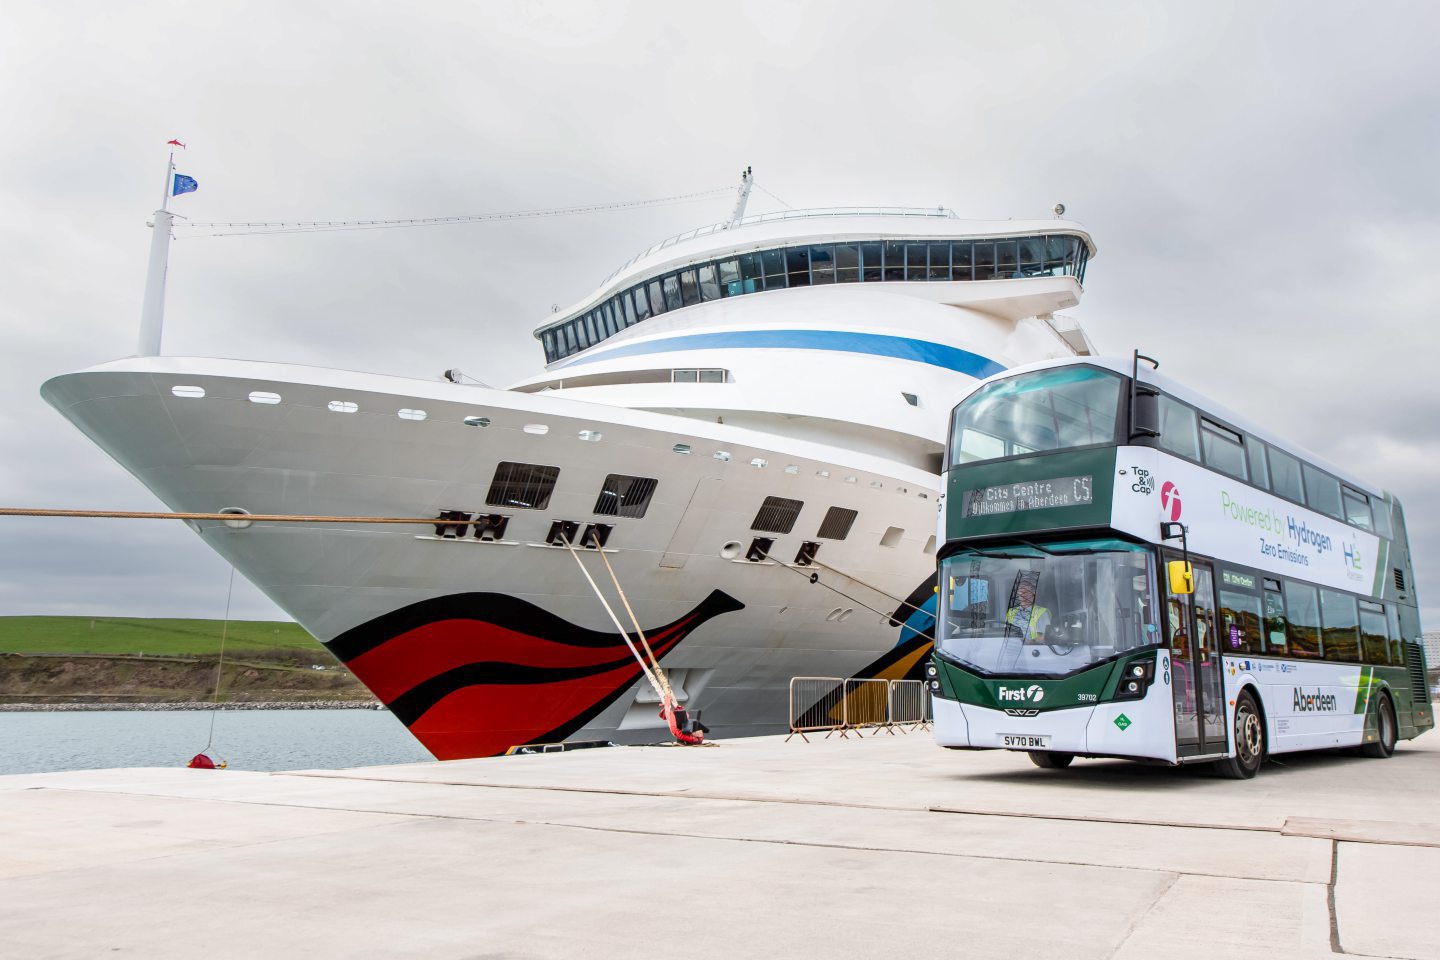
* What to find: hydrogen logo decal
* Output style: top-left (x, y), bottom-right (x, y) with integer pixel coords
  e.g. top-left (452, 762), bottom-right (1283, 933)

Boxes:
top-left (1114, 713), bottom-right (1133, 731)
top-left (997, 684), bottom-right (1046, 703)
top-left (1160, 481), bottom-right (1182, 521)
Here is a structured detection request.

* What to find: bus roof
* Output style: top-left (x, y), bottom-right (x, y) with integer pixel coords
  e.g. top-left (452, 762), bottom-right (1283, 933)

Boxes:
top-left (964, 355), bottom-right (1388, 502)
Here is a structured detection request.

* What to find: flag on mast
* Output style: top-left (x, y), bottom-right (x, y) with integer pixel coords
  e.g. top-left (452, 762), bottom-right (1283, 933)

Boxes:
top-left (166, 139), bottom-right (186, 148)
top-left (172, 173), bottom-right (199, 197)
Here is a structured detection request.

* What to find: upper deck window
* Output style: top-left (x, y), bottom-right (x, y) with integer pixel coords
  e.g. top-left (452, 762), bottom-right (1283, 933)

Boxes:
top-left (541, 231), bottom-right (1091, 364)
top-left (948, 365), bottom-right (1124, 467)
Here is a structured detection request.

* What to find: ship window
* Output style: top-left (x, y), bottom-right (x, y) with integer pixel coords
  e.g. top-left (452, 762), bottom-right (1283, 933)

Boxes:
top-left (860, 243), bottom-right (882, 282)
top-left (786, 247), bottom-right (811, 287)
top-left (927, 243), bottom-right (951, 280)
top-left (809, 245), bottom-right (836, 284)
top-left (817, 506), bottom-right (858, 541)
top-left (697, 369), bottom-right (725, 383)
top-left (594, 474), bottom-right (658, 519)
top-left (602, 303), bottom-right (617, 336)
top-left (1268, 447), bottom-right (1305, 503)
top-left (248, 391), bottom-right (281, 404)
top-left (952, 240), bottom-right (973, 280)
top-left (880, 526), bottom-right (904, 548)
top-left (752, 495), bottom-right (804, 534)
top-left (973, 241), bottom-right (996, 280)
top-left (884, 241), bottom-right (906, 282)
top-left (697, 263), bottom-right (721, 301)
top-left (486, 461), bottom-right (560, 511)
top-left (328, 401), bottom-right (358, 413)
top-left (1303, 463), bottom-right (1343, 519)
top-left (662, 274), bottom-right (683, 311)
top-left (835, 244), bottom-right (859, 282)
top-left (739, 252), bottom-right (763, 292)
top-left (1019, 237), bottom-right (1046, 277)
top-left (679, 268), bottom-right (700, 306)
top-left (632, 284), bottom-right (651, 321)
top-left (648, 279), bottom-right (666, 316)
top-left (621, 291), bottom-right (636, 327)
top-left (718, 259), bottom-right (741, 296)
top-left (541, 331), bottom-right (555, 361)
top-left (563, 324), bottom-right (577, 352)
top-left (672, 369), bottom-right (699, 382)
top-left (397, 408), bottom-right (427, 421)
top-left (762, 249), bottom-right (786, 288)
top-left (905, 243), bottom-right (927, 281)
top-left (1044, 235), bottom-right (1071, 275)
top-left (171, 385), bottom-right (205, 398)
top-left (996, 240), bottom-right (1019, 278)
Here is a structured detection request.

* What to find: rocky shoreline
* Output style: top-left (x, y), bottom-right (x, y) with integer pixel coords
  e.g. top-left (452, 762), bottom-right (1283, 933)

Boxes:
top-left (0, 700), bottom-right (384, 712)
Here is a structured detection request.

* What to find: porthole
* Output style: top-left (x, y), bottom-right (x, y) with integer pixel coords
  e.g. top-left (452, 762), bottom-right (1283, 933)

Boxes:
top-left (714, 451), bottom-right (732, 462)
top-left (523, 423), bottom-right (549, 435)
top-left (672, 443), bottom-right (692, 455)
top-left (784, 465), bottom-right (799, 475)
top-left (750, 458), bottom-right (768, 469)
top-left (398, 408), bottom-right (427, 421)
top-left (815, 470), bottom-right (830, 479)
top-left (171, 385), bottom-right (205, 398)
top-left (328, 401), bottom-right (358, 413)
top-left (249, 391), bottom-right (282, 405)
top-left (578, 430), bottom-right (602, 442)
top-left (844, 476), bottom-right (858, 484)
top-left (464, 415), bottom-right (491, 427)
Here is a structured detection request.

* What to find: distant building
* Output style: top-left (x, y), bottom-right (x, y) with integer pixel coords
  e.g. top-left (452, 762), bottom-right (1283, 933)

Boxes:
top-left (1424, 632), bottom-right (1440, 672)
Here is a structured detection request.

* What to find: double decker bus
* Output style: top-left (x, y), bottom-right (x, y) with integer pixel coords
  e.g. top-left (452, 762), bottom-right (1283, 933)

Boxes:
top-left (926, 354), bottom-right (1432, 778)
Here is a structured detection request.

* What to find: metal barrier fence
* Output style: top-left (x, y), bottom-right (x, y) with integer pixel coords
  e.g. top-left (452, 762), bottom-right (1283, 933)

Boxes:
top-left (787, 677), bottom-right (933, 741)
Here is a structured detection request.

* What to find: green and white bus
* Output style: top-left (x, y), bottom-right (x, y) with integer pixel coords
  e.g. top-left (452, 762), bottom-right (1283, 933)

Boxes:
top-left (926, 354), bottom-right (1432, 778)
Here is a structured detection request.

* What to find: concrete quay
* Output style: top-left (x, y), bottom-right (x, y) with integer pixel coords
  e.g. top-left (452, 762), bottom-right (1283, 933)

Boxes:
top-left (1, 732), bottom-right (1437, 959)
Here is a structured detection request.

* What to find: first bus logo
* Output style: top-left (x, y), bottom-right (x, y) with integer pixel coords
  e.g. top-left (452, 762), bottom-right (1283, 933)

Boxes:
top-left (1160, 481), bottom-right (1182, 522)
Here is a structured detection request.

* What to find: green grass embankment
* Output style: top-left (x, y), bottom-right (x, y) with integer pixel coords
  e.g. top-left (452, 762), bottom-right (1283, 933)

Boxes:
top-left (0, 617), bottom-right (377, 706)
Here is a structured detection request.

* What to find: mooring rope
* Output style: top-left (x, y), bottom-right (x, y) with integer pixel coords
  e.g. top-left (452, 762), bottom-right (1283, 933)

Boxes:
top-left (202, 565), bottom-right (237, 754)
top-left (556, 536), bottom-right (666, 703)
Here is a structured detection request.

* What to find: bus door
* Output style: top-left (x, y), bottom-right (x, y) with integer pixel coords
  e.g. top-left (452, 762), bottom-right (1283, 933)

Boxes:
top-left (1165, 558), bottom-right (1227, 757)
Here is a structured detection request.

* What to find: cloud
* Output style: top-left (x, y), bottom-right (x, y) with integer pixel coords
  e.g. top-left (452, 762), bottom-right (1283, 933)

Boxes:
top-left (4, 1), bottom-right (1440, 624)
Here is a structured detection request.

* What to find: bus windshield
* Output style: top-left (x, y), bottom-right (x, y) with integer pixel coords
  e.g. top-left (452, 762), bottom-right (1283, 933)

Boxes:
top-left (937, 539), bottom-right (1160, 678)
top-left (950, 365), bottom-right (1124, 467)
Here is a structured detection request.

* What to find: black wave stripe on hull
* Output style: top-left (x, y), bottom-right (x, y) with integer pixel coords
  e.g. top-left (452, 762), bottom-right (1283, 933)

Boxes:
top-left (326, 589), bottom-right (742, 662)
top-left (387, 655), bottom-right (636, 726)
top-left (889, 572), bottom-right (938, 628)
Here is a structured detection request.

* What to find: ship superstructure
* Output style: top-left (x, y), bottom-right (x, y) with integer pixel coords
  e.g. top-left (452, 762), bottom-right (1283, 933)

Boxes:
top-left (43, 195), bottom-right (1098, 759)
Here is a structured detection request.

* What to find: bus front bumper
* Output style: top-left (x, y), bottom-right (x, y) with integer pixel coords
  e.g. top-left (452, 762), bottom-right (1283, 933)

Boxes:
top-left (934, 697), bottom-right (1175, 762)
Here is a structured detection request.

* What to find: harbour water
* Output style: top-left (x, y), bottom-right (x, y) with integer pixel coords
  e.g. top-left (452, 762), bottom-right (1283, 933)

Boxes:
top-left (0, 709), bottom-right (434, 775)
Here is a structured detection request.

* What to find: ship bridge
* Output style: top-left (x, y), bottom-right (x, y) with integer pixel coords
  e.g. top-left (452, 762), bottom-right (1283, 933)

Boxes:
top-left (532, 207), bottom-right (1097, 364)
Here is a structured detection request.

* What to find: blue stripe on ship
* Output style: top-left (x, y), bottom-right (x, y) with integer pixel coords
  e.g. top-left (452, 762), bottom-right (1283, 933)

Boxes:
top-left (557, 330), bottom-right (1007, 379)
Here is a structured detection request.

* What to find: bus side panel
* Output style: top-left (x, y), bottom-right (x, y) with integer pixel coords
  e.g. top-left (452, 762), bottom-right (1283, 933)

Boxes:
top-left (1225, 658), bottom-right (1367, 754)
top-left (933, 698), bottom-right (971, 748)
top-left (1082, 673), bottom-right (1177, 763)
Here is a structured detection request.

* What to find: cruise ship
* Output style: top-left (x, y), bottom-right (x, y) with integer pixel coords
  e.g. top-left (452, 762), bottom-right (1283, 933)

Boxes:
top-left (42, 178), bottom-right (1098, 759)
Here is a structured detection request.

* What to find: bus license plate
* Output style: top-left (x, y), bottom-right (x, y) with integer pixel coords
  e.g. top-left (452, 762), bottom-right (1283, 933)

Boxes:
top-left (1002, 734), bottom-right (1051, 749)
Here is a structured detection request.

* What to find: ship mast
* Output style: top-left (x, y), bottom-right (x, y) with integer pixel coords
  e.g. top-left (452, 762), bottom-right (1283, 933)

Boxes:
top-left (727, 166), bottom-right (753, 227)
top-left (136, 147), bottom-right (180, 357)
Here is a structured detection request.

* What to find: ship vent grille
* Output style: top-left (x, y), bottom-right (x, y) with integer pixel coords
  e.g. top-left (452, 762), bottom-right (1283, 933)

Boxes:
top-left (487, 462), bottom-right (560, 511)
top-left (816, 506), bottom-right (858, 541)
top-left (1395, 568), bottom-right (1407, 592)
top-left (1406, 643), bottom-right (1428, 703)
top-left (594, 475), bottom-right (658, 519)
top-left (751, 496), bottom-right (804, 534)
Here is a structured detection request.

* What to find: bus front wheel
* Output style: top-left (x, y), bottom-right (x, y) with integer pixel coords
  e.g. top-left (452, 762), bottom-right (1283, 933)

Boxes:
top-left (1028, 751), bottom-right (1073, 769)
top-left (1216, 690), bottom-right (1265, 780)
top-left (1360, 693), bottom-right (1397, 759)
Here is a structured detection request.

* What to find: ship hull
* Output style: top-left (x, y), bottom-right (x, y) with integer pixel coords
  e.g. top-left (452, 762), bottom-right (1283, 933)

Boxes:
top-left (43, 357), bottom-right (942, 757)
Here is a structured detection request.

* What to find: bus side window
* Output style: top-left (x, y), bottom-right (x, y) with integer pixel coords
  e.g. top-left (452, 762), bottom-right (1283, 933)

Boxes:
top-left (1219, 589), bottom-right (1262, 654)
top-left (1342, 486), bottom-right (1373, 532)
top-left (1373, 499), bottom-right (1395, 540)
top-left (1246, 437), bottom-right (1271, 491)
top-left (1319, 589), bottom-right (1360, 663)
top-left (1156, 395), bottom-right (1200, 461)
top-left (1386, 605), bottom-right (1404, 665)
top-left (1263, 579), bottom-right (1287, 653)
top-left (1269, 447), bottom-right (1305, 504)
top-left (1283, 580), bottom-right (1322, 658)
top-left (1359, 600), bottom-right (1390, 665)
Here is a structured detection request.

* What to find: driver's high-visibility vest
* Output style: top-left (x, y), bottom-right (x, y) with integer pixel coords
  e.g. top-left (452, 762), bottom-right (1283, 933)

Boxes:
top-left (1005, 605), bottom-right (1051, 639)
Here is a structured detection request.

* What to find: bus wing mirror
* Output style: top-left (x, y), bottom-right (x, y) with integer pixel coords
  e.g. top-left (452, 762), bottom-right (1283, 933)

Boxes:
top-left (1130, 386), bottom-right (1160, 441)
top-left (1167, 560), bottom-right (1193, 595)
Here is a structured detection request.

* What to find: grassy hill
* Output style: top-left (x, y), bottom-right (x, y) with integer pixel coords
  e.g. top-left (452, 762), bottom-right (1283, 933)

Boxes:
top-left (0, 616), bottom-right (320, 657)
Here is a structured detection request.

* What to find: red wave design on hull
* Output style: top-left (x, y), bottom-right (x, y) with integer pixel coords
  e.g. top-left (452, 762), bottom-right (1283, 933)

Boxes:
top-left (326, 590), bottom-right (743, 760)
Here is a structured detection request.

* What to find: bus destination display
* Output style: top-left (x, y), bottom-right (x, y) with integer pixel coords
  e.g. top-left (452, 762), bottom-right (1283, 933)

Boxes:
top-left (962, 475), bottom-right (1094, 517)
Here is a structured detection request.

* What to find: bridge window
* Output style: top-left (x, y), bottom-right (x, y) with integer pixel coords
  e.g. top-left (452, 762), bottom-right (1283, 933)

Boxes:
top-left (861, 243), bottom-right (883, 281)
top-left (1019, 237), bottom-right (1046, 277)
top-left (835, 244), bottom-right (859, 282)
top-left (698, 263), bottom-right (721, 301)
top-left (718, 258), bottom-right (741, 296)
top-left (928, 243), bottom-right (951, 281)
top-left (884, 241), bottom-right (906, 282)
top-left (973, 241), bottom-right (996, 281)
top-left (594, 474), bottom-right (658, 519)
top-left (679, 268), bottom-right (701, 306)
top-left (662, 274), bottom-right (682, 311)
top-left (1302, 463), bottom-right (1343, 519)
top-left (786, 248), bottom-right (811, 287)
top-left (996, 240), bottom-right (1019, 278)
top-left (486, 461), bottom-right (560, 511)
top-left (647, 279), bottom-right (665, 317)
top-left (906, 243), bottom-right (927, 280)
top-left (810, 245), bottom-right (836, 284)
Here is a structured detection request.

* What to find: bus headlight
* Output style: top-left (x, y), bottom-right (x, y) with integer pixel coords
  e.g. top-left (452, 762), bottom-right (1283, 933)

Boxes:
top-left (1112, 655), bottom-right (1157, 702)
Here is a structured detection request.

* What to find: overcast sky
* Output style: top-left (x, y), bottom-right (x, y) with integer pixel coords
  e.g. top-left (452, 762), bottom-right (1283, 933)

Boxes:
top-left (3, 1), bottom-right (1439, 625)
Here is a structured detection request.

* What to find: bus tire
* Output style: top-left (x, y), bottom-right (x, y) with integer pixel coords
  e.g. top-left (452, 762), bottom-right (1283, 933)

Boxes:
top-left (1029, 751), bottom-right (1073, 769)
top-left (1360, 692), bottom-right (1397, 759)
top-left (1216, 689), bottom-right (1264, 780)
